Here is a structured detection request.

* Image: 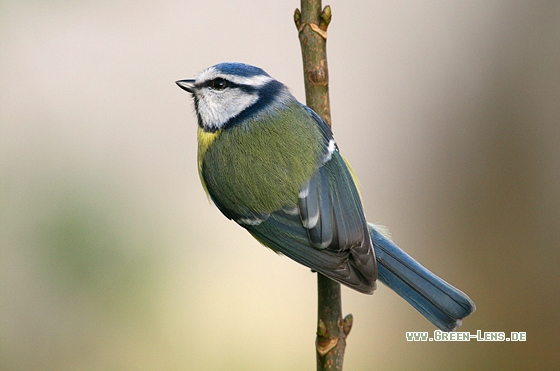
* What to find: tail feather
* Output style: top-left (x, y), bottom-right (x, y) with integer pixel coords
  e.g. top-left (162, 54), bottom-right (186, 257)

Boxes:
top-left (369, 223), bottom-right (475, 331)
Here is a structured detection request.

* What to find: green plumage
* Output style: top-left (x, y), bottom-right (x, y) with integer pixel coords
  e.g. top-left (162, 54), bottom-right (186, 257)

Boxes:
top-left (199, 100), bottom-right (377, 293)
top-left (201, 101), bottom-right (324, 219)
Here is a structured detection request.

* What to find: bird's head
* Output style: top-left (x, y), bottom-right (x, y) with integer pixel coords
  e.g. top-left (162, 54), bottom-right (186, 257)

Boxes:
top-left (176, 62), bottom-right (294, 132)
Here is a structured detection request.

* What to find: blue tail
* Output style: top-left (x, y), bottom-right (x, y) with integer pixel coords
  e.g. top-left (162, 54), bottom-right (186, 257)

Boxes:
top-left (369, 224), bottom-right (475, 331)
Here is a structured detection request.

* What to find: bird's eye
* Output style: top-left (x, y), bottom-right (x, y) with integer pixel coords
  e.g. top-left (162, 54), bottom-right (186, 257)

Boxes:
top-left (211, 78), bottom-right (228, 90)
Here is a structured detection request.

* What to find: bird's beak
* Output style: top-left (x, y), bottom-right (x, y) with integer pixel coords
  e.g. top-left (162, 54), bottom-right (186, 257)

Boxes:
top-left (176, 79), bottom-right (196, 93)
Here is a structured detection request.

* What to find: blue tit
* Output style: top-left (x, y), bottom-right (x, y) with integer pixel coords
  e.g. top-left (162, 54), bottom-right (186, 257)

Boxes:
top-left (176, 62), bottom-right (475, 331)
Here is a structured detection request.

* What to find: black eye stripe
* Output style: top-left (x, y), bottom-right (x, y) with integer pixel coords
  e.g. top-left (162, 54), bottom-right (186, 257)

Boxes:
top-left (198, 78), bottom-right (258, 93)
top-left (199, 78), bottom-right (231, 90)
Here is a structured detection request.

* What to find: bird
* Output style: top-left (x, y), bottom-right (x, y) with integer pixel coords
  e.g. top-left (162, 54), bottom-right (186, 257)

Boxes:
top-left (176, 62), bottom-right (475, 331)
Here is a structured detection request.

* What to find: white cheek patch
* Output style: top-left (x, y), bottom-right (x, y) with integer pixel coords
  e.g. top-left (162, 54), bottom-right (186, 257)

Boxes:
top-left (193, 66), bottom-right (277, 130)
top-left (197, 88), bottom-right (258, 130)
top-left (193, 67), bottom-right (271, 130)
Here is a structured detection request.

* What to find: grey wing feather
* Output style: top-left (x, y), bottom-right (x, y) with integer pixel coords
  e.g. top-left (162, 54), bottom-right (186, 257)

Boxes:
top-left (247, 208), bottom-right (376, 294)
top-left (247, 151), bottom-right (377, 294)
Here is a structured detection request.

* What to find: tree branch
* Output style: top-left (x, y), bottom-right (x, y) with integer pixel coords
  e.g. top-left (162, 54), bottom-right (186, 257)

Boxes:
top-left (294, 3), bottom-right (352, 370)
top-left (294, 1), bottom-right (332, 127)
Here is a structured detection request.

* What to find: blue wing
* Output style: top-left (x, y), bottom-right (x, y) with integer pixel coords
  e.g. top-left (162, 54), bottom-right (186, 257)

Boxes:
top-left (208, 105), bottom-right (377, 293)
top-left (246, 150), bottom-right (377, 294)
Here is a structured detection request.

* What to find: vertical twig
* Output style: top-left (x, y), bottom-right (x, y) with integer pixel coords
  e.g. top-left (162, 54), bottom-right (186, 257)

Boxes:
top-left (294, 2), bottom-right (352, 370)
top-left (294, 1), bottom-right (332, 127)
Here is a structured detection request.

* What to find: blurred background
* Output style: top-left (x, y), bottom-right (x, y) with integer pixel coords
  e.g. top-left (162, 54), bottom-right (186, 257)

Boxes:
top-left (1, 1), bottom-right (559, 370)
